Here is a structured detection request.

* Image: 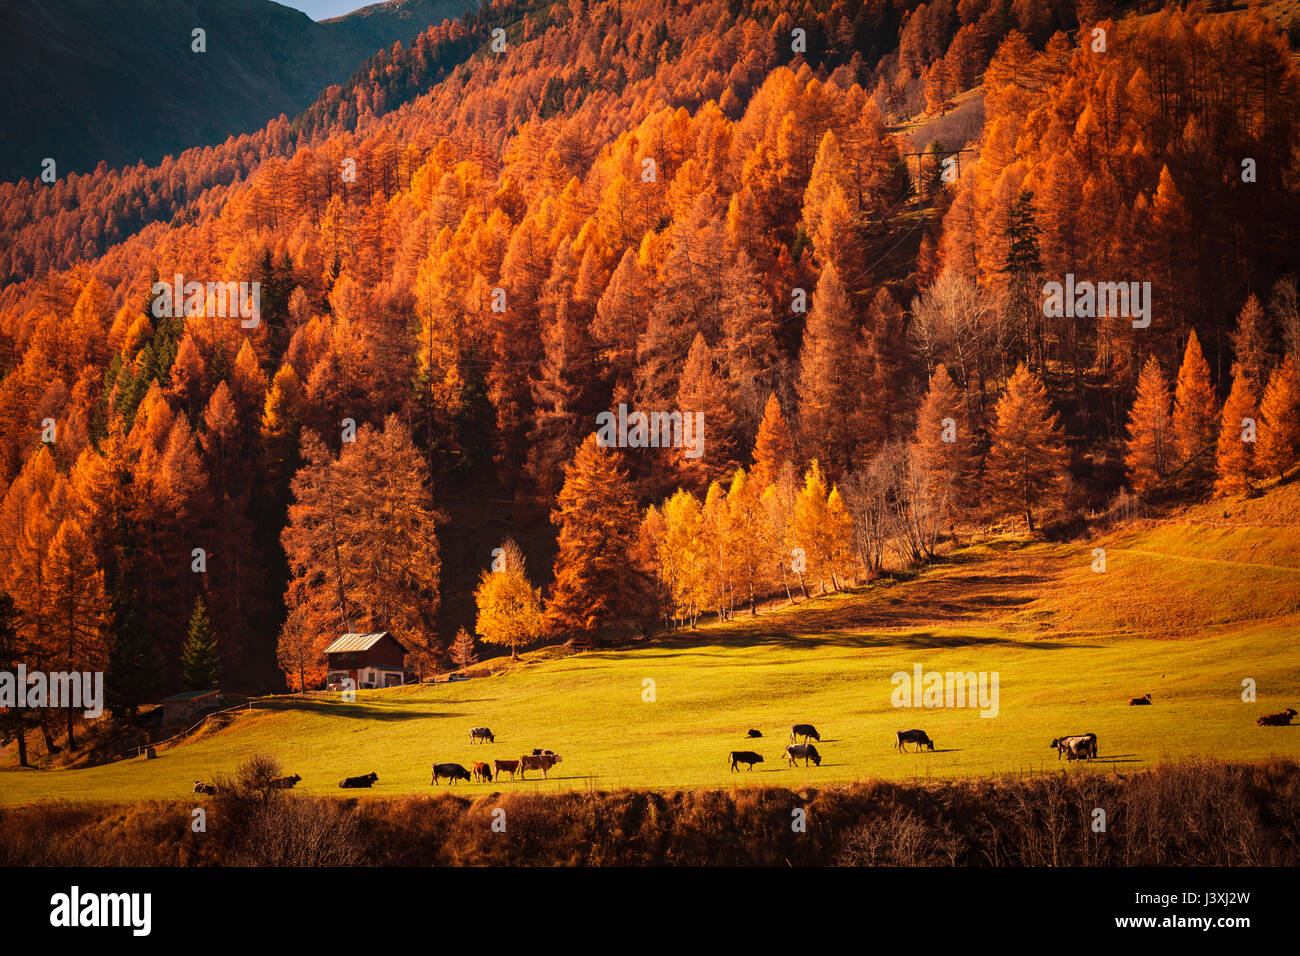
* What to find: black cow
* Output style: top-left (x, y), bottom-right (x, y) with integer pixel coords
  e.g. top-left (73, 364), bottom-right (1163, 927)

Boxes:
top-left (789, 723), bottom-right (820, 743)
top-left (270, 774), bottom-right (302, 789)
top-left (730, 750), bottom-right (764, 771)
top-left (339, 772), bottom-right (379, 788)
top-left (432, 762), bottom-right (472, 785)
top-left (786, 743), bottom-right (821, 767)
top-left (469, 727), bottom-right (495, 744)
top-left (896, 729), bottom-right (935, 752)
top-left (746, 729), bottom-right (763, 738)
top-left (1129, 694), bottom-right (1152, 705)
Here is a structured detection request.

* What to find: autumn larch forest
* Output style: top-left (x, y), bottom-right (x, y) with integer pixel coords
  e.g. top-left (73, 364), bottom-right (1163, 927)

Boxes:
top-left (1, 0), bottom-right (1298, 763)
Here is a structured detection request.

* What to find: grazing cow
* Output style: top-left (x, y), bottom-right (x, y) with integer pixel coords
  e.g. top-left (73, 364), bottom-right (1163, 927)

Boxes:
top-left (270, 774), bottom-right (302, 789)
top-left (193, 781), bottom-right (218, 795)
top-left (1129, 694), bottom-right (1152, 705)
top-left (493, 759), bottom-right (520, 780)
top-left (747, 729), bottom-right (762, 738)
top-left (895, 729), bottom-right (935, 753)
top-left (1050, 734), bottom-right (1098, 760)
top-left (730, 750), bottom-right (764, 771)
top-left (789, 723), bottom-right (820, 743)
top-left (469, 727), bottom-right (495, 744)
top-left (339, 772), bottom-right (379, 789)
top-left (472, 761), bottom-right (493, 783)
top-left (518, 752), bottom-right (562, 779)
top-left (431, 762), bottom-right (472, 785)
top-left (1257, 708), bottom-right (1298, 727)
top-left (786, 743), bottom-right (821, 767)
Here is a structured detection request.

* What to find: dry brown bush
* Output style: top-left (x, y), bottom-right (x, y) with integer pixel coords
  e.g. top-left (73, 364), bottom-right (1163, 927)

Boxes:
top-left (2, 760), bottom-right (1296, 866)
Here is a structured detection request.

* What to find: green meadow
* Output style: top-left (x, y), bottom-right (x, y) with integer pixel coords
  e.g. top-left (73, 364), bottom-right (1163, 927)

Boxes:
top-left (3, 495), bottom-right (1299, 805)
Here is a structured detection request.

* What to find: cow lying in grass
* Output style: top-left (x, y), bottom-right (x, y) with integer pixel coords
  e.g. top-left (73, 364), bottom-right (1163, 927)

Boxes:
top-left (270, 774), bottom-right (302, 789)
top-left (786, 743), bottom-right (821, 767)
top-left (730, 750), bottom-right (763, 771)
top-left (339, 772), bottom-right (378, 788)
top-left (1129, 694), bottom-right (1152, 705)
top-left (896, 729), bottom-right (934, 752)
top-left (1257, 708), bottom-right (1298, 726)
top-left (193, 781), bottom-right (219, 795)
top-left (432, 763), bottom-right (472, 785)
top-left (472, 761), bottom-right (493, 783)
top-left (1051, 734), bottom-right (1098, 760)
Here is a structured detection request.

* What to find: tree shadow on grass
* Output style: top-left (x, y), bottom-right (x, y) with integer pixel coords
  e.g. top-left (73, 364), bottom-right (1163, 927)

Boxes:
top-left (256, 699), bottom-right (456, 721)
top-left (652, 629), bottom-right (1095, 655)
top-left (648, 542), bottom-right (1078, 651)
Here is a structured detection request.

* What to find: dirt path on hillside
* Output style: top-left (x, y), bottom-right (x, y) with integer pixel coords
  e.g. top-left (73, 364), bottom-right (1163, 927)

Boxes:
top-left (1109, 547), bottom-right (1300, 574)
top-left (713, 543), bottom-right (1070, 647)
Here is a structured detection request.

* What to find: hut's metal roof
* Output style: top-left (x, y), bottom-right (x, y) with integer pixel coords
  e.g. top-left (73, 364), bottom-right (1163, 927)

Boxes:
top-left (323, 632), bottom-right (398, 654)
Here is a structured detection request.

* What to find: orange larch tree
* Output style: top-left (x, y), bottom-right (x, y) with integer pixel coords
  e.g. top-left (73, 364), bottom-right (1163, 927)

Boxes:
top-left (1257, 354), bottom-right (1300, 479)
top-left (279, 415), bottom-right (441, 688)
top-left (796, 261), bottom-right (863, 474)
top-left (545, 434), bottom-right (650, 642)
top-left (41, 518), bottom-right (110, 748)
top-left (913, 363), bottom-right (981, 515)
top-left (985, 363), bottom-right (1067, 531)
top-left (1172, 329), bottom-right (1219, 468)
top-left (751, 392), bottom-right (796, 492)
top-left (1124, 356), bottom-right (1174, 494)
top-left (1214, 370), bottom-right (1259, 498)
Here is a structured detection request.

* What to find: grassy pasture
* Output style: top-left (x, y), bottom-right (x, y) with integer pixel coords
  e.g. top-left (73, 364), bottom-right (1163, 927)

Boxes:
top-left (2, 506), bottom-right (1298, 805)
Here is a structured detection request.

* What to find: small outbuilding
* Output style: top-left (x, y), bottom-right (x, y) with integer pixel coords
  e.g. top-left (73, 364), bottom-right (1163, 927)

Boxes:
top-left (162, 688), bottom-right (222, 724)
top-left (324, 632), bottom-right (412, 689)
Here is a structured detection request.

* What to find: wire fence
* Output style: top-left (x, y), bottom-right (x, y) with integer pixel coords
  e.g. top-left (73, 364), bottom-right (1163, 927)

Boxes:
top-left (119, 700), bottom-right (254, 762)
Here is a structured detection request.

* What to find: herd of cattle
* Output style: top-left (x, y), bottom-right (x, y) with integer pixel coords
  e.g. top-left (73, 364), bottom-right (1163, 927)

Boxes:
top-left (432, 744), bottom-right (563, 785)
top-left (734, 696), bottom-right (1300, 772)
top-left (189, 698), bottom-right (1297, 795)
top-left (728, 723), bottom-right (936, 772)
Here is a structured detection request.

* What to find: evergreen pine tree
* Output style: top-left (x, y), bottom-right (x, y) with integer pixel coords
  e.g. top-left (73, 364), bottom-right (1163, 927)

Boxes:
top-left (181, 597), bottom-right (221, 690)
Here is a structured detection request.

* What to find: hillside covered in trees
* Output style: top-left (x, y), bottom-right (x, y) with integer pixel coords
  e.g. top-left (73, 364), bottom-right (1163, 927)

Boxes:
top-left (1, 0), bottom-right (1299, 761)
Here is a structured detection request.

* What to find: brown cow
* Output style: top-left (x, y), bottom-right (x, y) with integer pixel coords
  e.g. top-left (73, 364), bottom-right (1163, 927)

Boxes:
top-left (472, 761), bottom-right (493, 783)
top-left (493, 759), bottom-right (520, 780)
top-left (270, 774), bottom-right (302, 789)
top-left (518, 752), bottom-right (562, 779)
top-left (1129, 694), bottom-right (1152, 705)
top-left (1257, 708), bottom-right (1298, 727)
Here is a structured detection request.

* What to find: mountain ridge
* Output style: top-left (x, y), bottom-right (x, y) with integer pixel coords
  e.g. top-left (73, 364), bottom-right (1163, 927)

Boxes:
top-left (0, 0), bottom-right (473, 182)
